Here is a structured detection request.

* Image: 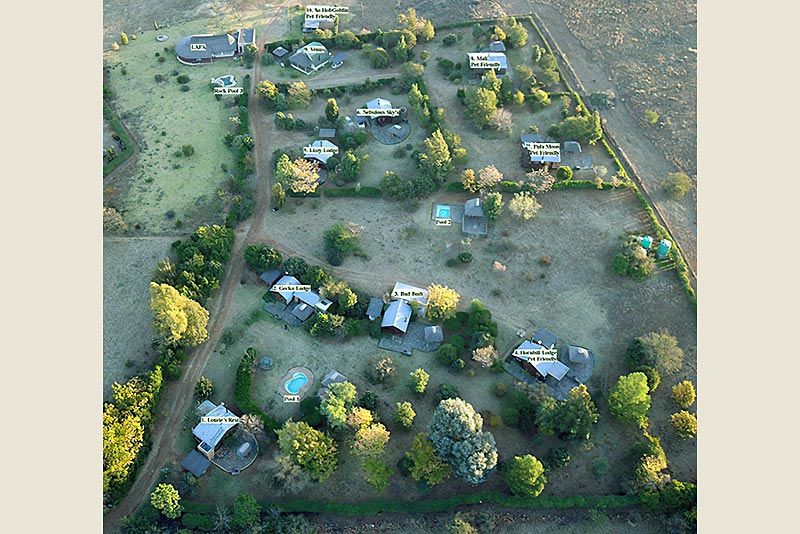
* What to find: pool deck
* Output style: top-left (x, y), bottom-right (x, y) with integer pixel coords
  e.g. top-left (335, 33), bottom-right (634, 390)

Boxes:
top-left (430, 203), bottom-right (465, 223)
top-left (277, 366), bottom-right (314, 401)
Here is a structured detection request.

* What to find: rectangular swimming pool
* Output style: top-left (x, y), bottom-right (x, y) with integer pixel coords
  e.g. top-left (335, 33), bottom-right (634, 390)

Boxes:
top-left (435, 205), bottom-right (451, 218)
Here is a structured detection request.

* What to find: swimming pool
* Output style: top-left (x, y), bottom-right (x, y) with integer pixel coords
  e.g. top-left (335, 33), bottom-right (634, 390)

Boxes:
top-left (211, 74), bottom-right (237, 87)
top-left (435, 205), bottom-right (451, 219)
top-left (284, 372), bottom-right (308, 394)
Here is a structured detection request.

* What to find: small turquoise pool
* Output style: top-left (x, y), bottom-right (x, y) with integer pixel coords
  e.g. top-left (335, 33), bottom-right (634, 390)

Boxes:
top-left (285, 372), bottom-right (308, 394)
top-left (435, 205), bottom-right (451, 218)
top-left (212, 74), bottom-right (237, 87)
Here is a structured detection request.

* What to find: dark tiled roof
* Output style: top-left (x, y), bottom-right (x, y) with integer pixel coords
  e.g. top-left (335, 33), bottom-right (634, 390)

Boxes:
top-left (181, 450), bottom-right (211, 478)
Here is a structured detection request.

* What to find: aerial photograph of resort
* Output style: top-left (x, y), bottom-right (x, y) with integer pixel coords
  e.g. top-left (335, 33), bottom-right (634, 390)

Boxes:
top-left (102, 1), bottom-right (698, 532)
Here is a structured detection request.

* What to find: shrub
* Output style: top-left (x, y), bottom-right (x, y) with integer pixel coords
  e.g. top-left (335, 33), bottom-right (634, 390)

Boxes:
top-left (443, 33), bottom-right (457, 46)
top-left (434, 383), bottom-right (461, 402)
top-left (493, 383), bottom-right (507, 397)
top-left (437, 343), bottom-right (460, 367)
top-left (457, 252), bottom-right (473, 263)
top-left (505, 455), bottom-right (547, 497)
top-left (670, 411), bottom-right (697, 439)
top-left (545, 447), bottom-right (571, 470)
top-left (556, 166), bottom-right (573, 181)
top-left (643, 110), bottom-right (659, 124)
top-left (365, 357), bottom-right (396, 385)
top-left (409, 368), bottom-right (430, 395)
top-left (181, 144), bottom-right (194, 157)
top-left (176, 74), bottom-right (190, 84)
top-left (664, 172), bottom-right (692, 199)
top-left (393, 401), bottom-right (416, 428)
top-left (194, 376), bottom-right (213, 399)
top-left (671, 381), bottom-right (696, 409)
top-left (636, 366), bottom-right (661, 393)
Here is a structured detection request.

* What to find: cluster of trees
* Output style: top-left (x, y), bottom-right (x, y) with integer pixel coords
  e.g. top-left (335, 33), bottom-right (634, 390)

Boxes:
top-left (547, 111), bottom-right (603, 144)
top-left (149, 283), bottom-right (209, 348)
top-left (437, 299), bottom-right (501, 373)
top-left (502, 381), bottom-right (599, 441)
top-left (405, 433), bottom-right (452, 486)
top-left (273, 111), bottom-right (305, 131)
top-left (408, 83), bottom-right (443, 131)
top-left (274, 153), bottom-right (321, 195)
top-left (322, 223), bottom-right (362, 266)
top-left (276, 420), bottom-right (338, 482)
top-left (426, 284), bottom-right (461, 321)
top-left (153, 225), bottom-right (235, 306)
top-left (428, 398), bottom-right (498, 485)
top-left (221, 77), bottom-right (255, 226)
top-left (244, 244), bottom-right (282, 272)
top-left (103, 367), bottom-right (163, 500)
top-left (612, 234), bottom-right (657, 281)
top-left (256, 79), bottom-right (313, 111)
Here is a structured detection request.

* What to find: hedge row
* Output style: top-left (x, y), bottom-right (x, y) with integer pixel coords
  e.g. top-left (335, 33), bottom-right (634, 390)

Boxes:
top-left (179, 493), bottom-right (636, 519)
top-left (234, 349), bottom-right (281, 431)
top-left (322, 186), bottom-right (382, 198)
top-left (287, 189), bottom-right (321, 198)
top-left (102, 100), bottom-right (134, 177)
top-left (444, 179), bottom-right (615, 194)
top-left (270, 493), bottom-right (637, 515)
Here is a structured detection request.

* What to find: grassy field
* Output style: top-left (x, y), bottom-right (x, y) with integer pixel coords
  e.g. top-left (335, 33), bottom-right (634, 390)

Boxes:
top-left (103, 236), bottom-right (180, 399)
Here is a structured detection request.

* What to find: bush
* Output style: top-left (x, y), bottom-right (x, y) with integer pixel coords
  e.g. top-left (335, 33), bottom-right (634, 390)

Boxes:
top-left (176, 74), bottom-right (190, 84)
top-left (556, 166), bottom-right (573, 181)
top-left (181, 144), bottom-right (195, 157)
top-left (546, 447), bottom-right (571, 470)
top-left (664, 172), bottom-right (692, 199)
top-left (671, 380), bottom-right (696, 409)
top-left (493, 383), bottom-right (507, 397)
top-left (636, 366), bottom-right (661, 393)
top-left (437, 343), bottom-right (460, 367)
top-left (643, 110), bottom-right (659, 124)
top-left (457, 252), bottom-right (473, 263)
top-left (180, 84), bottom-right (190, 92)
top-left (434, 383), bottom-right (461, 403)
top-left (670, 411), bottom-right (697, 439)
top-left (443, 33), bottom-right (457, 46)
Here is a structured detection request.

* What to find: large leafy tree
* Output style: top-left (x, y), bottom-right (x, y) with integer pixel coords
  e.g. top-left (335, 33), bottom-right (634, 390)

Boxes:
top-left (483, 192), bottom-right (504, 222)
top-left (256, 79), bottom-right (279, 109)
top-left (608, 373), bottom-right (652, 427)
top-left (392, 401), bottom-right (416, 428)
top-left (320, 381), bottom-right (357, 429)
top-left (149, 282), bottom-right (209, 347)
top-left (508, 191), bottom-right (542, 221)
top-left (505, 455), bottom-right (547, 497)
top-left (627, 331), bottom-right (685, 375)
top-left (465, 87), bottom-right (498, 129)
top-left (276, 420), bottom-right (339, 482)
top-left (419, 129), bottom-right (453, 184)
top-left (409, 368), bottom-right (430, 395)
top-left (150, 484), bottom-right (182, 519)
top-left (671, 380), bottom-right (696, 409)
top-left (288, 159), bottom-right (321, 194)
top-left (551, 384), bottom-right (599, 440)
top-left (325, 98), bottom-right (339, 123)
top-left (352, 423), bottom-right (390, 458)
top-left (405, 433), bottom-right (451, 486)
top-left (428, 398), bottom-right (498, 485)
top-left (286, 81), bottom-right (312, 109)
top-left (547, 111), bottom-right (602, 144)
top-left (244, 244), bottom-right (283, 272)
top-left (426, 284), bottom-right (460, 321)
top-left (231, 493), bottom-right (261, 529)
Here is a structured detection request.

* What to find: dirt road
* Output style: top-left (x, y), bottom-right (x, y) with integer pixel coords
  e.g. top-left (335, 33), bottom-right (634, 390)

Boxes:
top-left (102, 3), bottom-right (291, 531)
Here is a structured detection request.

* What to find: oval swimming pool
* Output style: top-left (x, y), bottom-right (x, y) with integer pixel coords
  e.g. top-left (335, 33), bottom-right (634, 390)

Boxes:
top-left (285, 372), bottom-right (308, 394)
